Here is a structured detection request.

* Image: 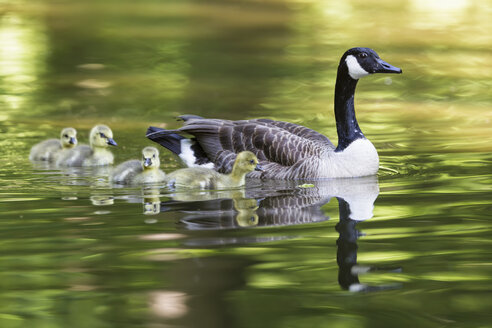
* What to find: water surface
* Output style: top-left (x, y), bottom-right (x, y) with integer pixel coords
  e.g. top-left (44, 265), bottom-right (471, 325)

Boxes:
top-left (1, 0), bottom-right (492, 327)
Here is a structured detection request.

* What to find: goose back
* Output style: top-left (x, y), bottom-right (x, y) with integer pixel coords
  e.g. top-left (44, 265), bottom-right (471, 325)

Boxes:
top-left (176, 117), bottom-right (336, 178)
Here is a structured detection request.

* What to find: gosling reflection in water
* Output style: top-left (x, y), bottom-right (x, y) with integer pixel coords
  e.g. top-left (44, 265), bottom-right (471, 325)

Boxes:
top-left (143, 187), bottom-right (161, 215)
top-left (161, 190), bottom-right (260, 229)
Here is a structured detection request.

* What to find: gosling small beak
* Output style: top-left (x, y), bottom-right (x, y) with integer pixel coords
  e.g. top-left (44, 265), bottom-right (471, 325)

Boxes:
top-left (144, 158), bottom-right (152, 168)
top-left (374, 58), bottom-right (402, 74)
top-left (69, 137), bottom-right (77, 145)
top-left (107, 138), bottom-right (117, 146)
top-left (255, 164), bottom-right (263, 171)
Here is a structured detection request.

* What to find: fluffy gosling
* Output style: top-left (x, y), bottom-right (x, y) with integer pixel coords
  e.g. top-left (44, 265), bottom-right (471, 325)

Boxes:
top-left (56, 124), bottom-right (117, 166)
top-left (166, 151), bottom-right (261, 189)
top-left (111, 147), bottom-right (166, 184)
top-left (29, 127), bottom-right (77, 162)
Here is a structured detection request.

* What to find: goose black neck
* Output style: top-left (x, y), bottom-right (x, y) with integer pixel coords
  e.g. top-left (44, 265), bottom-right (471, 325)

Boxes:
top-left (334, 64), bottom-right (365, 152)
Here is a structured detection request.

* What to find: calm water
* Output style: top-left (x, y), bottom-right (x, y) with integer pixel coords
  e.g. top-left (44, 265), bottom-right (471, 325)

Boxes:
top-left (1, 0), bottom-right (492, 327)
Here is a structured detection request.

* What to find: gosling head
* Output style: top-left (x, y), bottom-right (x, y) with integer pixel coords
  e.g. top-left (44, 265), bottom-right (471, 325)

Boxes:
top-left (341, 47), bottom-right (402, 80)
top-left (233, 151), bottom-right (262, 174)
top-left (90, 125), bottom-right (117, 148)
top-left (141, 146), bottom-right (160, 170)
top-left (60, 127), bottom-right (77, 149)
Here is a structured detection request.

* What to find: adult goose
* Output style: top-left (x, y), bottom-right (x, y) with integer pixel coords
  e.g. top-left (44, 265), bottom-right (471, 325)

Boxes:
top-left (147, 47), bottom-right (402, 179)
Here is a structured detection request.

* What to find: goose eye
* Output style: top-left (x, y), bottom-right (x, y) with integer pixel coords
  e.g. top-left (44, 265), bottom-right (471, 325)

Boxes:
top-left (249, 159), bottom-right (255, 164)
top-left (153, 154), bottom-right (156, 158)
top-left (359, 53), bottom-right (368, 58)
top-left (63, 134), bottom-right (68, 138)
top-left (99, 132), bottom-right (105, 138)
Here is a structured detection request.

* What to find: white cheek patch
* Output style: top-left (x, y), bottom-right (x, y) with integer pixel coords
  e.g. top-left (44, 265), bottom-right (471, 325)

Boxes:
top-left (345, 55), bottom-right (369, 80)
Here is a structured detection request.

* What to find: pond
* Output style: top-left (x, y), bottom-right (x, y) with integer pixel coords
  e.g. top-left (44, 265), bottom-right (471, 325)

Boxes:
top-left (1, 0), bottom-right (492, 327)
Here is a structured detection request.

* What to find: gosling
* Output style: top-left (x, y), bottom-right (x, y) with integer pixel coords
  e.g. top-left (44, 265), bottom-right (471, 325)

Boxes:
top-left (56, 124), bottom-right (117, 166)
top-left (29, 127), bottom-right (77, 162)
top-left (111, 147), bottom-right (166, 184)
top-left (166, 151), bottom-right (261, 189)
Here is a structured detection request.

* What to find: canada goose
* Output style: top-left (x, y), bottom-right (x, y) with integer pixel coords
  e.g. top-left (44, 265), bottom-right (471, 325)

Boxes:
top-left (166, 151), bottom-right (261, 189)
top-left (111, 147), bottom-right (166, 184)
top-left (56, 124), bottom-right (117, 166)
top-left (147, 47), bottom-right (402, 179)
top-left (29, 127), bottom-right (77, 162)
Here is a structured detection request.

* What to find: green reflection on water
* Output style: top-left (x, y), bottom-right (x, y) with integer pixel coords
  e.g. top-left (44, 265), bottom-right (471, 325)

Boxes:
top-left (1, 0), bottom-right (492, 327)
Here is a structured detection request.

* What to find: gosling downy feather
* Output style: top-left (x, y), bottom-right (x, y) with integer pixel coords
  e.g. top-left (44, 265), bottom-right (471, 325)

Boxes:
top-left (111, 146), bottom-right (166, 184)
top-left (29, 127), bottom-right (77, 162)
top-left (147, 47), bottom-right (402, 179)
top-left (56, 125), bottom-right (117, 167)
top-left (166, 151), bottom-right (261, 189)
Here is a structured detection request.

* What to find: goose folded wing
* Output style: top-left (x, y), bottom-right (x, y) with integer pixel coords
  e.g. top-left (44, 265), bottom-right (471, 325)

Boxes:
top-left (250, 119), bottom-right (335, 149)
top-left (178, 118), bottom-right (334, 170)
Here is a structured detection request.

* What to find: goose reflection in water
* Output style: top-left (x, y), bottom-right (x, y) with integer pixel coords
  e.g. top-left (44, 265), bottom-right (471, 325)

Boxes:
top-left (160, 176), bottom-right (401, 291)
top-left (163, 176), bottom-right (378, 229)
top-left (336, 198), bottom-right (402, 292)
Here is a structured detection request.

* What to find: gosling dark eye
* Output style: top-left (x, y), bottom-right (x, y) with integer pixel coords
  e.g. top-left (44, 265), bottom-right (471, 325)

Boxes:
top-left (249, 160), bottom-right (255, 164)
top-left (99, 132), bottom-right (106, 138)
top-left (63, 134), bottom-right (68, 138)
top-left (153, 154), bottom-right (156, 158)
top-left (359, 53), bottom-right (368, 58)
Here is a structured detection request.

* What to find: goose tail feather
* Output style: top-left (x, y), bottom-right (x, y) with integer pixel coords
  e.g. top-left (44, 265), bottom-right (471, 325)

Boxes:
top-left (146, 126), bottom-right (184, 155)
top-left (178, 114), bottom-right (204, 122)
top-left (146, 126), bottom-right (213, 168)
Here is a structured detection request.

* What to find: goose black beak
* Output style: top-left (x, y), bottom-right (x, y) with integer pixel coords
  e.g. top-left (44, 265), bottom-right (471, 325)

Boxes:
top-left (255, 164), bottom-right (263, 171)
top-left (69, 137), bottom-right (77, 145)
top-left (107, 138), bottom-right (117, 146)
top-left (144, 158), bottom-right (152, 168)
top-left (374, 58), bottom-right (402, 74)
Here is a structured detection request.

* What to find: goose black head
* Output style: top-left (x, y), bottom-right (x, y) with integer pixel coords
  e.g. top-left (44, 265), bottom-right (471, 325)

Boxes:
top-left (340, 47), bottom-right (402, 80)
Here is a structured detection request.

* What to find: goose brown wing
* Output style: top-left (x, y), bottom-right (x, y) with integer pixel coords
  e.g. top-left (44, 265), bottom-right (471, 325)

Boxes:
top-left (177, 118), bottom-right (335, 172)
top-left (250, 119), bottom-right (335, 148)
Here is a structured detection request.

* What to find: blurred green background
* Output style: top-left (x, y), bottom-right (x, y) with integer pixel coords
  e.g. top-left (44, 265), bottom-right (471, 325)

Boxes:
top-left (1, 1), bottom-right (492, 327)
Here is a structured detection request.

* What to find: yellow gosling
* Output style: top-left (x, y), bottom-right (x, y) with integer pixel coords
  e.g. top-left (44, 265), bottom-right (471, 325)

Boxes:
top-left (166, 151), bottom-right (261, 189)
top-left (29, 127), bottom-right (77, 162)
top-left (111, 147), bottom-right (166, 184)
top-left (56, 125), bottom-right (117, 167)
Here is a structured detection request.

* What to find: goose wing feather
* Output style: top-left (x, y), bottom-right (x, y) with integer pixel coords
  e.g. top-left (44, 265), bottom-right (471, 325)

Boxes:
top-left (176, 117), bottom-right (335, 175)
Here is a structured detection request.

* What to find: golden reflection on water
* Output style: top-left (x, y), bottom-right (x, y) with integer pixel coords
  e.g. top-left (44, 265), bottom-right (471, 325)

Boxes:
top-left (149, 291), bottom-right (189, 319)
top-left (0, 13), bottom-right (46, 119)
